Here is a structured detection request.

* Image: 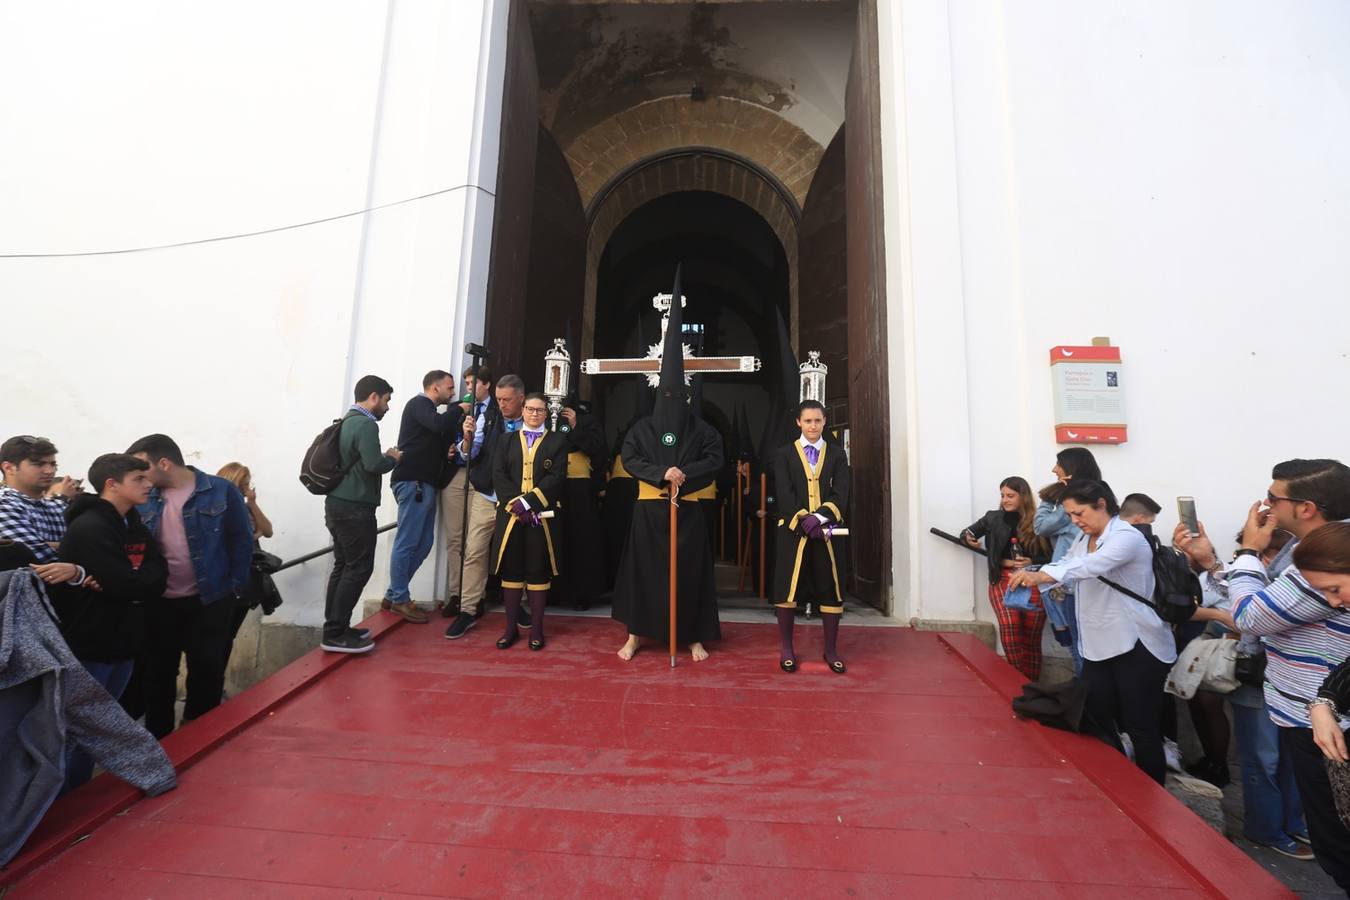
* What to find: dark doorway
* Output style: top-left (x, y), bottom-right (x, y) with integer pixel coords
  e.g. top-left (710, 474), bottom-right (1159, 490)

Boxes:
top-left (591, 190), bottom-right (791, 456)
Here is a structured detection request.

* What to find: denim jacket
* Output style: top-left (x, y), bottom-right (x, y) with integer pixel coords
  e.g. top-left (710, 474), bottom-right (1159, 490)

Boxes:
top-left (1034, 500), bottom-right (1079, 564)
top-left (137, 468), bottom-right (253, 605)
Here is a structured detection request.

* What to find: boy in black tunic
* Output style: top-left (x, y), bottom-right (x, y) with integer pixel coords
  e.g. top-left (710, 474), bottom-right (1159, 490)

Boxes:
top-left (489, 393), bottom-right (568, 650)
top-left (770, 401), bottom-right (851, 673)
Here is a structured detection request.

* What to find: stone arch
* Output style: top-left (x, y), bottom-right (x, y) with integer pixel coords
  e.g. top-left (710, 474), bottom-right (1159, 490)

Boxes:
top-left (580, 149), bottom-right (801, 371)
top-left (563, 95), bottom-right (825, 211)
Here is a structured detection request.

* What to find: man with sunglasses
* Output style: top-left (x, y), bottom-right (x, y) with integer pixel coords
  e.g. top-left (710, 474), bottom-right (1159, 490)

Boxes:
top-left (0, 435), bottom-right (88, 587)
top-left (1179, 459), bottom-right (1350, 887)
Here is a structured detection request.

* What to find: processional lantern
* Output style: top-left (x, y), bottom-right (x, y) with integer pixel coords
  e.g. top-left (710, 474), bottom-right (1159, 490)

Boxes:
top-left (543, 337), bottom-right (571, 430)
top-left (799, 350), bottom-right (827, 403)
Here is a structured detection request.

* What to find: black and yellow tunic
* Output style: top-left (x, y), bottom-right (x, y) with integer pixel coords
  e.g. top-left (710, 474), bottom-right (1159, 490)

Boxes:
top-left (489, 429), bottom-right (568, 591)
top-left (770, 438), bottom-right (850, 612)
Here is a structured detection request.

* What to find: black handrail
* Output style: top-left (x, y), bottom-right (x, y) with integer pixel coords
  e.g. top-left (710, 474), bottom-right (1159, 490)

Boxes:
top-left (273, 523), bottom-right (397, 573)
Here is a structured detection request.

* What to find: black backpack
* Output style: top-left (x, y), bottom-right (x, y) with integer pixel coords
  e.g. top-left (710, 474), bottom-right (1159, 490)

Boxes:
top-left (299, 415), bottom-right (354, 495)
top-left (1099, 531), bottom-right (1201, 625)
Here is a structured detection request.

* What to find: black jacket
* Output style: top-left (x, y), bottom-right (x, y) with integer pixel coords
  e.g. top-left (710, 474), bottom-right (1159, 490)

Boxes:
top-left (391, 394), bottom-right (463, 486)
top-left (53, 495), bottom-right (167, 662)
top-left (468, 398), bottom-right (507, 496)
top-left (963, 509), bottom-right (1050, 585)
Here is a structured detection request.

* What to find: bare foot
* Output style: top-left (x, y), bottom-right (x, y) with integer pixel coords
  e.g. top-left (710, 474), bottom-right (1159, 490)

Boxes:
top-left (617, 635), bottom-right (641, 661)
top-left (690, 642), bottom-right (709, 662)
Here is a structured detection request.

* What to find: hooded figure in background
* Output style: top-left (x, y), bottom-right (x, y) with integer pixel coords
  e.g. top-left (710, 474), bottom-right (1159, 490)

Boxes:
top-left (612, 266), bottom-right (724, 662)
top-left (553, 391), bottom-right (608, 610)
top-left (600, 377), bottom-right (650, 590)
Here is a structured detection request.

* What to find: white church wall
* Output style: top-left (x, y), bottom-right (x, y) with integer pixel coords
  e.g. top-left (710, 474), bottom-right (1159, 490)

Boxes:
top-left (881, 0), bottom-right (1350, 624)
top-left (0, 0), bottom-right (510, 627)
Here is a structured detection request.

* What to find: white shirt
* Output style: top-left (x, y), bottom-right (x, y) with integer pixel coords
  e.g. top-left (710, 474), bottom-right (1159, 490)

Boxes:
top-left (1039, 516), bottom-right (1176, 664)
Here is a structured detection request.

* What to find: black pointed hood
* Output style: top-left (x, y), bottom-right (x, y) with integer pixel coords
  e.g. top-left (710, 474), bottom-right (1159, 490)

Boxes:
top-left (650, 265), bottom-right (689, 465)
top-left (735, 404), bottom-right (756, 464)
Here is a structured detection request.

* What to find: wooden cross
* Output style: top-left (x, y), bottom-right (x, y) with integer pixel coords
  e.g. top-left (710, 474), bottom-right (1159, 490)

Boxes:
top-left (581, 293), bottom-right (762, 384)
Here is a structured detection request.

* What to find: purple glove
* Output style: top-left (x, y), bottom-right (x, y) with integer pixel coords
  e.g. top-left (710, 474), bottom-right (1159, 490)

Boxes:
top-left (528, 511), bottom-right (543, 528)
top-left (510, 498), bottom-right (532, 522)
top-left (800, 515), bottom-right (824, 541)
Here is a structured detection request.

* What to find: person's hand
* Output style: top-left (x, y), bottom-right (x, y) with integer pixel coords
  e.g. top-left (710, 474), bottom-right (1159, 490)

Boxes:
top-left (1009, 569), bottom-right (1053, 590)
top-left (1211, 608), bottom-right (1237, 632)
top-left (1240, 501), bottom-right (1279, 553)
top-left (1173, 521), bottom-right (1217, 570)
top-left (1311, 703), bottom-right (1349, 763)
top-left (562, 408), bottom-right (577, 428)
top-left (85, 576), bottom-right (102, 592)
top-left (663, 467), bottom-right (686, 488)
top-left (755, 509), bottom-right (766, 519)
top-left (385, 447), bottom-right (403, 462)
top-left (509, 497), bottom-right (532, 522)
top-left (1010, 555), bottom-right (1032, 570)
top-left (961, 530), bottom-right (980, 549)
top-left (50, 477), bottom-right (82, 499)
top-left (30, 562), bottom-right (82, 585)
top-left (462, 415), bottom-right (475, 438)
top-left (244, 484), bottom-right (258, 504)
top-left (800, 516), bottom-right (825, 540)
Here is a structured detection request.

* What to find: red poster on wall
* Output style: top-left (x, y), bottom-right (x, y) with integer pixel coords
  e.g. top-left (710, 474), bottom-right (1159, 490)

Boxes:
top-left (1049, 345), bottom-right (1127, 444)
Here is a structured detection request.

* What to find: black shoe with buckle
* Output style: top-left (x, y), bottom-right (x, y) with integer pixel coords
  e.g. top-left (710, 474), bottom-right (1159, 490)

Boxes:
top-left (496, 631), bottom-right (519, 650)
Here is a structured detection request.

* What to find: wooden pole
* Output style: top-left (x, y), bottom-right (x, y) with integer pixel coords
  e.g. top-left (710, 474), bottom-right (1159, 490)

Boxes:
top-left (735, 465), bottom-right (743, 568)
top-left (758, 472), bottom-right (767, 599)
top-left (669, 486), bottom-right (679, 668)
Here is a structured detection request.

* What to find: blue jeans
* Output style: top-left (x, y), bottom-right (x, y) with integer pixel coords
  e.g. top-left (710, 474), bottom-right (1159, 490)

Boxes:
top-left (1044, 591), bottom-right (1083, 676)
top-left (63, 658), bottom-right (135, 793)
top-left (1231, 689), bottom-right (1306, 844)
top-left (385, 480), bottom-right (437, 604)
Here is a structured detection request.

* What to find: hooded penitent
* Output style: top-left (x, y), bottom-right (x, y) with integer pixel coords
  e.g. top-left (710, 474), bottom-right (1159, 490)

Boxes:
top-left (650, 264), bottom-right (690, 472)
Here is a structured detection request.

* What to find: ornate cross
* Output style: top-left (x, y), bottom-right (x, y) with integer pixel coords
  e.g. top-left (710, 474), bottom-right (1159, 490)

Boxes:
top-left (581, 293), bottom-right (761, 387)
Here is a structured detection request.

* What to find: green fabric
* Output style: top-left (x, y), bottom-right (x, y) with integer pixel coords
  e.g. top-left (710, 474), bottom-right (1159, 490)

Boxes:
top-left (327, 411), bottom-right (395, 507)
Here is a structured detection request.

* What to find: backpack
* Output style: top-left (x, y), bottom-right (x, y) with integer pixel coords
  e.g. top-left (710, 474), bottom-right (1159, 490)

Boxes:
top-left (299, 415), bottom-right (354, 495)
top-left (1099, 531), bottom-right (1201, 625)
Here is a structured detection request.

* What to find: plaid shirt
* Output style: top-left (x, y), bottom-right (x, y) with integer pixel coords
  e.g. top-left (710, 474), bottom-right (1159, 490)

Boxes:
top-left (0, 485), bottom-right (68, 562)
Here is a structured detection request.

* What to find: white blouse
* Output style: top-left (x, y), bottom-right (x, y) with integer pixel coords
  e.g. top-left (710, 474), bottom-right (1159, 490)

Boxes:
top-left (1039, 516), bottom-right (1177, 664)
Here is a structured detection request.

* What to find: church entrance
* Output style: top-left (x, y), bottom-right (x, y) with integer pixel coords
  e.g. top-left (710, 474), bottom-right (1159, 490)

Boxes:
top-left (481, 0), bottom-right (892, 611)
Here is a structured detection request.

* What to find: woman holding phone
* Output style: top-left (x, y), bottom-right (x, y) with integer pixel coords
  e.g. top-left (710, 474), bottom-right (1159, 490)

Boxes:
top-left (962, 477), bottom-right (1051, 681)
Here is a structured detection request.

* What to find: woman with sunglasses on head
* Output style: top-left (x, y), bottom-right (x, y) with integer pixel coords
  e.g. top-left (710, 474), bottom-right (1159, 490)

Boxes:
top-left (1011, 479), bottom-right (1176, 784)
top-left (961, 477), bottom-right (1051, 681)
top-left (1034, 447), bottom-right (1101, 673)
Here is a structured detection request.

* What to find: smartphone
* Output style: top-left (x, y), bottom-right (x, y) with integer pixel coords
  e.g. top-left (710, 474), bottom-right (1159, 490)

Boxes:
top-left (1177, 496), bottom-right (1199, 537)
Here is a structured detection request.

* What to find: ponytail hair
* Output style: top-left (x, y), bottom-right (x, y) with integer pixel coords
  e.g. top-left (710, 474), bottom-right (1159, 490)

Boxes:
top-left (1060, 479), bottom-right (1120, 516)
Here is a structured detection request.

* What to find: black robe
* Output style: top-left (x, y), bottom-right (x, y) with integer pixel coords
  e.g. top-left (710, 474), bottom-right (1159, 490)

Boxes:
top-left (555, 414), bottom-right (608, 605)
top-left (488, 430), bottom-right (568, 587)
top-left (601, 433), bottom-right (637, 590)
top-left (611, 416), bottom-right (724, 644)
top-left (770, 439), bottom-right (850, 610)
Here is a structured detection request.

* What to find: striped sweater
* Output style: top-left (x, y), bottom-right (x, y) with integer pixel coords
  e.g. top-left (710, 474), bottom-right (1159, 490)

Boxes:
top-left (1230, 554), bottom-right (1350, 728)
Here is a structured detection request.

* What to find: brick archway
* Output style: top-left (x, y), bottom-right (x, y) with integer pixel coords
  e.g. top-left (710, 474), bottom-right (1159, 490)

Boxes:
top-left (563, 95), bottom-right (825, 211)
top-left (580, 149), bottom-right (801, 372)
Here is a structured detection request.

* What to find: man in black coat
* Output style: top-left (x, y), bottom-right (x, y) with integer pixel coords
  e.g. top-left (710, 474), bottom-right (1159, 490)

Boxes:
top-left (55, 453), bottom-right (168, 788)
top-left (770, 401), bottom-right (850, 674)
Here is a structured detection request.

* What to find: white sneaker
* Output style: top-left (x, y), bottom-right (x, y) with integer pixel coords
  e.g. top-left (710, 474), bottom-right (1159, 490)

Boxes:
top-left (1164, 738), bottom-right (1183, 773)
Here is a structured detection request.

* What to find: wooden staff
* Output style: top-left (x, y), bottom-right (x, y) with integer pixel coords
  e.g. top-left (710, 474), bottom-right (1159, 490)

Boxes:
top-left (669, 484), bottom-right (679, 668)
top-left (734, 464), bottom-right (743, 568)
top-left (758, 472), bottom-right (767, 599)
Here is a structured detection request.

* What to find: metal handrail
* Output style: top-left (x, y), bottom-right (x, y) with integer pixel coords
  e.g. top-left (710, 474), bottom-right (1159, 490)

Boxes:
top-left (273, 522), bottom-right (397, 573)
